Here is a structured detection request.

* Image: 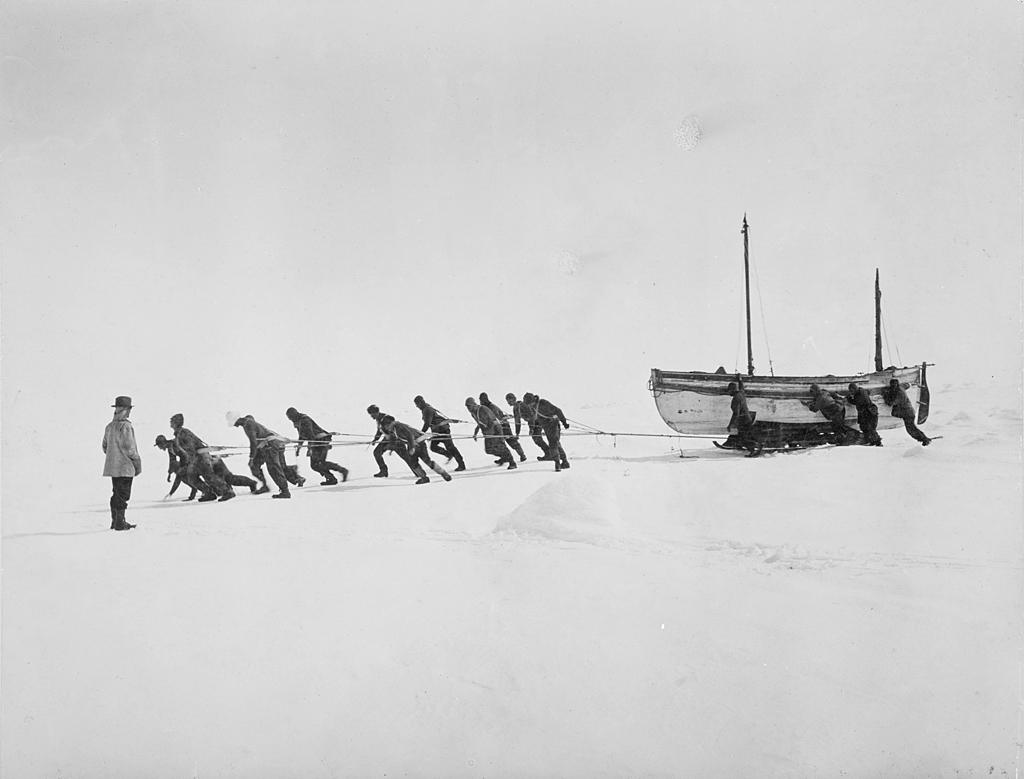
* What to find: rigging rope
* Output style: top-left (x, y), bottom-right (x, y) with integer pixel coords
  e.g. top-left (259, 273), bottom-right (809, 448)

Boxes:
top-left (880, 309), bottom-right (902, 366)
top-left (750, 251), bottom-right (775, 376)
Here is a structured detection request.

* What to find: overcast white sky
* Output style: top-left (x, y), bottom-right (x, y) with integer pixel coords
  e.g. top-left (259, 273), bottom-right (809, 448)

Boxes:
top-left (2, 1), bottom-right (1021, 493)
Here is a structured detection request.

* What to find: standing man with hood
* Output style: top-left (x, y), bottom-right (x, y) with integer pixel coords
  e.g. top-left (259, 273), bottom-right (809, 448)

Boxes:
top-left (102, 395), bottom-right (141, 530)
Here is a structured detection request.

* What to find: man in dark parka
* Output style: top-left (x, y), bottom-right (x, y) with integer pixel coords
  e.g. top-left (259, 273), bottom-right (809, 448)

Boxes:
top-left (479, 391), bottom-right (527, 462)
top-left (882, 379), bottom-right (931, 445)
top-left (523, 393), bottom-right (570, 471)
top-left (414, 395), bottom-right (466, 472)
top-left (506, 392), bottom-right (549, 459)
top-left (286, 407), bottom-right (349, 485)
top-left (846, 382), bottom-right (882, 446)
top-left (465, 397), bottom-right (516, 469)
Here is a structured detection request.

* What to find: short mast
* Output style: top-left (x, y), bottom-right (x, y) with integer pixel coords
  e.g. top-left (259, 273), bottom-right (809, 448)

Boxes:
top-left (874, 268), bottom-right (883, 371)
top-left (742, 215), bottom-right (754, 376)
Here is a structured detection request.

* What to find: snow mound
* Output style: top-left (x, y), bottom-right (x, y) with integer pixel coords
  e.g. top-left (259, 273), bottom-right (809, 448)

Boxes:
top-left (494, 475), bottom-right (622, 545)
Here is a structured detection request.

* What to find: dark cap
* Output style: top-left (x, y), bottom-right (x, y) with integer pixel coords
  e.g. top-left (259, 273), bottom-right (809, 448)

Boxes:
top-left (154, 434), bottom-right (168, 447)
top-left (464, 397), bottom-right (477, 406)
top-left (285, 407), bottom-right (298, 418)
top-left (479, 392), bottom-right (490, 403)
top-left (112, 396), bottom-right (133, 408)
top-left (366, 404), bottom-right (379, 415)
top-left (505, 393), bottom-right (516, 402)
top-left (413, 395), bottom-right (425, 406)
top-left (809, 384), bottom-right (821, 394)
top-left (727, 382), bottom-right (737, 392)
top-left (170, 413), bottom-right (184, 426)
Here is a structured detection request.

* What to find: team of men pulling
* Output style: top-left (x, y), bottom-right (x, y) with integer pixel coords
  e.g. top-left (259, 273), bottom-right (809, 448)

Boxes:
top-left (726, 377), bottom-right (933, 455)
top-left (153, 392), bottom-right (571, 502)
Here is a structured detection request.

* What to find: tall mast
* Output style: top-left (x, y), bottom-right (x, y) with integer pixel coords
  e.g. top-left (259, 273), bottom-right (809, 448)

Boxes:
top-left (874, 268), bottom-right (883, 371)
top-left (742, 214), bottom-right (754, 376)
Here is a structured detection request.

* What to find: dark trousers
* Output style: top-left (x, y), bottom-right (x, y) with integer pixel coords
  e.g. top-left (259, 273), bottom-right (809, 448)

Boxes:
top-left (500, 421), bottom-right (526, 459)
top-left (258, 444), bottom-right (291, 493)
top-left (188, 451), bottom-right (233, 497)
top-left (899, 413), bottom-right (930, 443)
top-left (110, 476), bottom-right (133, 528)
top-left (374, 441), bottom-right (422, 477)
top-left (110, 476), bottom-right (133, 511)
top-left (735, 415), bottom-right (758, 453)
top-left (823, 408), bottom-right (848, 442)
top-left (528, 423), bottom-right (550, 457)
top-left (309, 442), bottom-right (345, 478)
top-left (408, 442), bottom-right (450, 479)
top-left (213, 459), bottom-right (258, 491)
top-left (428, 428), bottom-right (465, 467)
top-left (251, 449), bottom-right (301, 486)
top-left (857, 406), bottom-right (881, 445)
top-left (541, 420), bottom-right (568, 465)
top-left (169, 463), bottom-right (208, 499)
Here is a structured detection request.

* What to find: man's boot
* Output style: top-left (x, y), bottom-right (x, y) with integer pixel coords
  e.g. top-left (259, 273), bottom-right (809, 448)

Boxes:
top-left (110, 506), bottom-right (117, 530)
top-left (373, 471), bottom-right (388, 478)
top-left (254, 483), bottom-right (270, 495)
top-left (338, 467), bottom-right (349, 483)
top-left (198, 492), bottom-right (217, 502)
top-left (115, 509), bottom-right (135, 531)
top-left (321, 475), bottom-right (339, 486)
top-left (218, 490), bottom-right (236, 502)
top-left (272, 491), bottom-right (291, 499)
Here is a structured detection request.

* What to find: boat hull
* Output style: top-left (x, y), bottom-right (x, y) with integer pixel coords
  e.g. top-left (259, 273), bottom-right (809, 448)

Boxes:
top-left (649, 366), bottom-right (926, 436)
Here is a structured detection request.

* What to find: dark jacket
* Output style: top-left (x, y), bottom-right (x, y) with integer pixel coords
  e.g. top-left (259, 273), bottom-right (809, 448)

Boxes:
top-left (470, 404), bottom-right (503, 435)
top-left (883, 383), bottom-right (915, 418)
top-left (728, 391), bottom-right (753, 429)
top-left (173, 426), bottom-right (209, 457)
top-left (481, 399), bottom-right (508, 423)
top-left (807, 390), bottom-right (844, 416)
top-left (371, 413), bottom-right (392, 444)
top-left (533, 398), bottom-right (567, 427)
top-left (237, 416), bottom-right (287, 457)
top-left (846, 386), bottom-right (877, 413)
top-left (387, 420), bottom-right (423, 450)
top-left (292, 413), bottom-right (331, 442)
top-left (507, 400), bottom-right (525, 435)
top-left (419, 403), bottom-right (452, 433)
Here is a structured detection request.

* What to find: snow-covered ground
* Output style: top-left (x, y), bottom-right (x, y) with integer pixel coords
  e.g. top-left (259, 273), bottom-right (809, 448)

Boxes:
top-left (2, 382), bottom-right (1020, 777)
